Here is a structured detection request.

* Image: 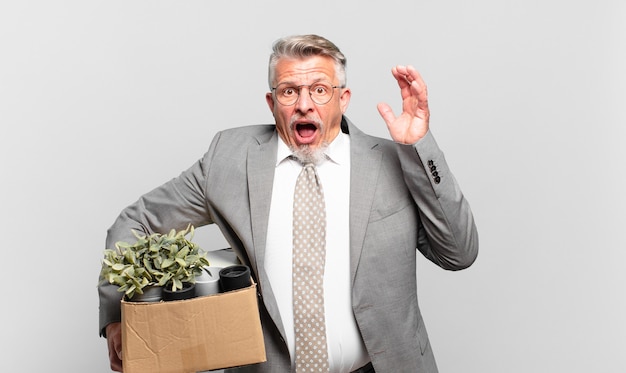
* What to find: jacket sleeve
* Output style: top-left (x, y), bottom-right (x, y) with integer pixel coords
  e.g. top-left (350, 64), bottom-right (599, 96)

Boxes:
top-left (97, 132), bottom-right (223, 336)
top-left (397, 130), bottom-right (479, 270)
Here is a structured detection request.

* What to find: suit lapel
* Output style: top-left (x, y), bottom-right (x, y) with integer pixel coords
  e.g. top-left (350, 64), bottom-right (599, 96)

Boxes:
top-left (247, 131), bottom-right (278, 275)
top-left (246, 130), bottom-right (289, 339)
top-left (346, 119), bottom-right (383, 284)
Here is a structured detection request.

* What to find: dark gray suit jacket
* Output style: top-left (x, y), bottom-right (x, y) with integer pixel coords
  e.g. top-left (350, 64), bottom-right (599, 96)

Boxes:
top-left (99, 117), bottom-right (478, 372)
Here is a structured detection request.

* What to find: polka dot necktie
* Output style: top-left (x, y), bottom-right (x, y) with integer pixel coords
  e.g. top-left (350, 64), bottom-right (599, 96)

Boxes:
top-left (292, 163), bottom-right (329, 373)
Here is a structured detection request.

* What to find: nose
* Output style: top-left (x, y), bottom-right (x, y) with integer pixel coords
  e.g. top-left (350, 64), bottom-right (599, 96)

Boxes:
top-left (294, 86), bottom-right (315, 113)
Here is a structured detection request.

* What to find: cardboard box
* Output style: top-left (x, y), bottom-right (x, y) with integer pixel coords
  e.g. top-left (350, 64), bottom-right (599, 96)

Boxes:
top-left (121, 283), bottom-right (266, 373)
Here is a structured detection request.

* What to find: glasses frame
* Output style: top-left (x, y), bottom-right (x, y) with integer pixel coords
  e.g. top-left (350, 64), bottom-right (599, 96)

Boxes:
top-left (271, 81), bottom-right (343, 106)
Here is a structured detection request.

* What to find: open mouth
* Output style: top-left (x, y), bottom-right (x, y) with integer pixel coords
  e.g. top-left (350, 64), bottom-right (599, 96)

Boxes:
top-left (294, 122), bottom-right (318, 144)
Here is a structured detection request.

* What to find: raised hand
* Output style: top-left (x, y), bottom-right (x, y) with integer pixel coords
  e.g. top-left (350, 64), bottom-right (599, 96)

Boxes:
top-left (377, 65), bottom-right (430, 144)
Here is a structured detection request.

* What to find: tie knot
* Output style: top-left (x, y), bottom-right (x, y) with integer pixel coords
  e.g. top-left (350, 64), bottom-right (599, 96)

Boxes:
top-left (298, 162), bottom-right (321, 188)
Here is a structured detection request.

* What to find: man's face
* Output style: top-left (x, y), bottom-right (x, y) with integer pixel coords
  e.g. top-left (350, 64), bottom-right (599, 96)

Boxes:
top-left (266, 56), bottom-right (351, 151)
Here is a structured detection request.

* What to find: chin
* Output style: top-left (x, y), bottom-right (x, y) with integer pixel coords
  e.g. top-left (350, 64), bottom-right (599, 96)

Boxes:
top-left (290, 143), bottom-right (329, 165)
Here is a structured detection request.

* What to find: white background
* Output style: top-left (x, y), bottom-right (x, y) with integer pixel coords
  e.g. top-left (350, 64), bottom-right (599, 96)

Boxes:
top-left (1, 1), bottom-right (624, 372)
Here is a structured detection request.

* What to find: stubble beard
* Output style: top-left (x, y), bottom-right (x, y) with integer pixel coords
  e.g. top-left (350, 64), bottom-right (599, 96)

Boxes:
top-left (288, 115), bottom-right (328, 165)
top-left (290, 143), bottom-right (329, 165)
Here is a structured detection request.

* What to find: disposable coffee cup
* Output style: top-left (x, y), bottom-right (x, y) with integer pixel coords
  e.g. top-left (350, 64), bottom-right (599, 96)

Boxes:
top-left (194, 266), bottom-right (222, 296)
top-left (219, 265), bottom-right (252, 292)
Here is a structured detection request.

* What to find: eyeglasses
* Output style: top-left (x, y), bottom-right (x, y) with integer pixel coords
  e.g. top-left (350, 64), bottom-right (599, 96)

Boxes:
top-left (271, 81), bottom-right (342, 106)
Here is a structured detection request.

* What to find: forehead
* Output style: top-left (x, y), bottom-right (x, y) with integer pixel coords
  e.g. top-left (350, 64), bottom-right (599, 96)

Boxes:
top-left (274, 55), bottom-right (337, 84)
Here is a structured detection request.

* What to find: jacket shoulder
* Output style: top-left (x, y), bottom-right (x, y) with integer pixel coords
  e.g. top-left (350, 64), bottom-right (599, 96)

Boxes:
top-left (218, 124), bottom-right (275, 141)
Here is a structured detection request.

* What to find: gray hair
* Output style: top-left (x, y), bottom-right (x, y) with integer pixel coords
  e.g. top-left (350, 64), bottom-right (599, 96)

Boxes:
top-left (268, 34), bottom-right (347, 88)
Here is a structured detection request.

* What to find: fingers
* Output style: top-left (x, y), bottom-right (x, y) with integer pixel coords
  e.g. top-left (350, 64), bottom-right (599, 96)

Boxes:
top-left (108, 340), bottom-right (123, 372)
top-left (406, 66), bottom-right (428, 104)
top-left (109, 349), bottom-right (123, 372)
top-left (377, 102), bottom-right (396, 126)
top-left (391, 65), bottom-right (428, 101)
top-left (393, 65), bottom-right (424, 84)
top-left (391, 66), bottom-right (409, 87)
top-left (106, 322), bottom-right (124, 371)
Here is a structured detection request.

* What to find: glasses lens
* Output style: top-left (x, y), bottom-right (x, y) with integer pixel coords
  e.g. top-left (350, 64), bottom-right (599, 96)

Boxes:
top-left (275, 83), bottom-right (298, 105)
top-left (274, 82), bottom-right (335, 106)
top-left (309, 82), bottom-right (333, 105)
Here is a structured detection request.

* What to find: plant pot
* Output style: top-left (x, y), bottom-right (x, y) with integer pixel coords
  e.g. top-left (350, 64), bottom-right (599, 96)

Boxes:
top-left (162, 282), bottom-right (196, 301)
top-left (219, 265), bottom-right (252, 292)
top-left (127, 285), bottom-right (162, 302)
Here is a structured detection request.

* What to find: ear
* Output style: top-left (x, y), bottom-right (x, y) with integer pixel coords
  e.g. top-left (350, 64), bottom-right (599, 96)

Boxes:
top-left (339, 88), bottom-right (351, 114)
top-left (265, 92), bottom-right (275, 113)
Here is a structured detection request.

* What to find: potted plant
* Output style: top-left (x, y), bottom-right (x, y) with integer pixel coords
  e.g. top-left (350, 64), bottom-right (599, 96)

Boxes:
top-left (99, 224), bottom-right (210, 301)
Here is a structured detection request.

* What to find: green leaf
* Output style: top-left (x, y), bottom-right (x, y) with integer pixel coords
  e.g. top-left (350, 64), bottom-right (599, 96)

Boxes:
top-left (112, 276), bottom-right (126, 287)
top-left (173, 278), bottom-right (182, 291)
top-left (158, 272), bottom-right (172, 287)
top-left (116, 241), bottom-right (131, 249)
top-left (161, 258), bottom-right (174, 268)
top-left (176, 246), bottom-right (190, 258)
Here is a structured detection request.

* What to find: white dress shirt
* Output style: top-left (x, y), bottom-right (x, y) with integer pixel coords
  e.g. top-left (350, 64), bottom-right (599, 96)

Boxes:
top-left (265, 131), bottom-right (369, 372)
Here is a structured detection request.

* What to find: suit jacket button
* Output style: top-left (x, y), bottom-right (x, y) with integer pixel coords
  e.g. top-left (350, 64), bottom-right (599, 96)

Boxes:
top-left (432, 171), bottom-right (438, 177)
top-left (434, 176), bottom-right (441, 184)
top-left (428, 160), bottom-right (434, 166)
